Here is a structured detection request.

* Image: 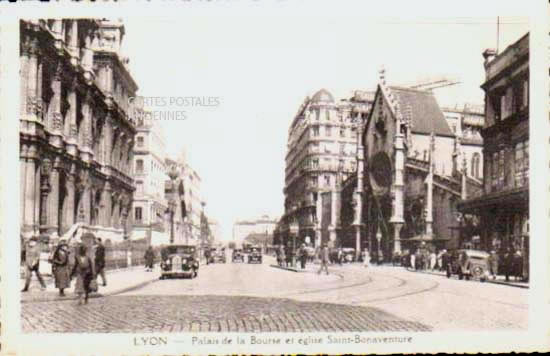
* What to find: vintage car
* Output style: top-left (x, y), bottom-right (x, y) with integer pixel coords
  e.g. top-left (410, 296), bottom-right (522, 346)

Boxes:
top-left (232, 248), bottom-right (245, 263)
top-left (247, 246), bottom-right (263, 264)
top-left (209, 247), bottom-right (226, 264)
top-left (446, 249), bottom-right (490, 282)
top-left (341, 248), bottom-right (356, 263)
top-left (159, 245), bottom-right (199, 279)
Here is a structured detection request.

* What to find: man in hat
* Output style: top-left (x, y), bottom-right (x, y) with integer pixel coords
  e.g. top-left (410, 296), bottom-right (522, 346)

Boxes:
top-left (21, 234), bottom-right (46, 292)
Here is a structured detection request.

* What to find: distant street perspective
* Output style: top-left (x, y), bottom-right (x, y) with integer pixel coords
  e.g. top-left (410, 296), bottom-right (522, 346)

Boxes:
top-left (19, 17), bottom-right (530, 334)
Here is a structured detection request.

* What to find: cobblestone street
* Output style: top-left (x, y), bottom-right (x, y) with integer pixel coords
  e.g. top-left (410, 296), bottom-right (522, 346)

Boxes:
top-left (21, 258), bottom-right (527, 333)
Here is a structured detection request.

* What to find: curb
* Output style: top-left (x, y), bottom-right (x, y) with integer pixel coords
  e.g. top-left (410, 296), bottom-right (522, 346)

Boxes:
top-left (405, 268), bottom-right (529, 289)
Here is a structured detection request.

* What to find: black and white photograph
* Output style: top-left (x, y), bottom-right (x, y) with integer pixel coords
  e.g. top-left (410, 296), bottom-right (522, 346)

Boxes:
top-left (1, 0), bottom-right (549, 355)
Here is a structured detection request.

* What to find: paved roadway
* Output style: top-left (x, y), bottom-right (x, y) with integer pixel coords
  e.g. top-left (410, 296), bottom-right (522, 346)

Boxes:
top-left (21, 258), bottom-right (527, 333)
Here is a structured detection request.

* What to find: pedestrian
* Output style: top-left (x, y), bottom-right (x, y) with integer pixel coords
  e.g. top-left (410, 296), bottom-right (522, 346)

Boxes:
top-left (441, 249), bottom-right (449, 272)
top-left (299, 244), bottom-right (307, 269)
top-left (204, 247), bottom-right (211, 265)
top-left (95, 237), bottom-right (107, 286)
top-left (144, 246), bottom-right (155, 272)
top-left (337, 248), bottom-right (343, 266)
top-left (71, 244), bottom-right (95, 305)
top-left (51, 238), bottom-right (71, 296)
top-left (317, 244), bottom-right (329, 275)
top-left (410, 250), bottom-right (416, 271)
top-left (504, 247), bottom-right (514, 282)
top-left (429, 250), bottom-right (437, 271)
top-left (363, 248), bottom-right (370, 268)
top-left (488, 250), bottom-right (499, 280)
top-left (21, 234), bottom-right (46, 292)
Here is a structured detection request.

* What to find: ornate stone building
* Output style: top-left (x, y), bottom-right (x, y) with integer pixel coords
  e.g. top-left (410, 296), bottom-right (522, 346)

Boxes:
top-left (458, 33), bottom-right (529, 279)
top-left (355, 69), bottom-right (482, 260)
top-left (280, 89), bottom-right (374, 250)
top-left (20, 19), bottom-right (138, 243)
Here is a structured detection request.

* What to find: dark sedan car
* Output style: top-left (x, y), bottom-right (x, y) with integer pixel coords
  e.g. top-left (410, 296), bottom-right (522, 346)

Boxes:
top-left (160, 245), bottom-right (199, 279)
top-left (232, 248), bottom-right (245, 263)
top-left (247, 247), bottom-right (263, 264)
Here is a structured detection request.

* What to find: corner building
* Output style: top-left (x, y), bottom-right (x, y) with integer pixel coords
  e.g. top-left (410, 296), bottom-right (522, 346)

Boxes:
top-left (20, 19), bottom-right (138, 243)
top-left (281, 89), bottom-right (373, 248)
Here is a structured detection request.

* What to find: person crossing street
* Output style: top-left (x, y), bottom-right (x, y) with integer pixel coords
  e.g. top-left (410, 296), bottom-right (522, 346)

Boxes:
top-left (317, 244), bottom-right (329, 275)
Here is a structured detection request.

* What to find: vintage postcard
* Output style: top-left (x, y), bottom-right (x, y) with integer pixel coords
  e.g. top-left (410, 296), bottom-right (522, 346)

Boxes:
top-left (0, 0), bottom-right (549, 355)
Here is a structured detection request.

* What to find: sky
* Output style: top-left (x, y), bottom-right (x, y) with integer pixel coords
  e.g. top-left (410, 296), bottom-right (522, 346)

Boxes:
top-left (121, 12), bottom-right (528, 241)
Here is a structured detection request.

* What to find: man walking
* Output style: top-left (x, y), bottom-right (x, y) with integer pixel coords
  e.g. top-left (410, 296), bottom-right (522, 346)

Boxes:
top-left (299, 243), bottom-right (307, 269)
top-left (317, 244), bottom-right (329, 275)
top-left (21, 234), bottom-right (46, 292)
top-left (95, 237), bottom-right (107, 286)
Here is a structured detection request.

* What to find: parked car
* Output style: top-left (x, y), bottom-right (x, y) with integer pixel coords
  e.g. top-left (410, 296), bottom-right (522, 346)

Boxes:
top-left (209, 247), bottom-right (226, 263)
top-left (341, 248), bottom-right (356, 263)
top-left (160, 245), bottom-right (199, 279)
top-left (232, 248), bottom-right (245, 263)
top-left (248, 246), bottom-right (263, 264)
top-left (446, 249), bottom-right (490, 282)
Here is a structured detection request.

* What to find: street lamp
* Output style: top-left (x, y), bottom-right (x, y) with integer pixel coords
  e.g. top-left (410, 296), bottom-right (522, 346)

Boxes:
top-left (167, 165), bottom-right (179, 244)
top-left (289, 220), bottom-right (299, 267)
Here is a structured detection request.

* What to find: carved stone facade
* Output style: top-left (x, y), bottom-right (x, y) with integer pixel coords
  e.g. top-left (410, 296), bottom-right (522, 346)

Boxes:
top-left (20, 19), bottom-right (138, 243)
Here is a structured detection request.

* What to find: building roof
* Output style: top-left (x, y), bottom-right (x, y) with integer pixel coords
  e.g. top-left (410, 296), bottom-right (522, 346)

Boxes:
top-left (389, 86), bottom-right (454, 137)
top-left (310, 88), bottom-right (335, 104)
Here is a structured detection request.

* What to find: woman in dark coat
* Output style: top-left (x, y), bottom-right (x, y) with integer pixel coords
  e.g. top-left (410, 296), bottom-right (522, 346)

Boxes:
top-left (52, 239), bottom-right (71, 296)
top-left (71, 244), bottom-right (94, 305)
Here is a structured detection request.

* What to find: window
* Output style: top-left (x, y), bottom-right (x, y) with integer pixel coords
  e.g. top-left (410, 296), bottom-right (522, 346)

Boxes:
top-left (312, 126), bottom-right (319, 136)
top-left (312, 158), bottom-right (319, 168)
top-left (324, 175), bottom-right (331, 186)
top-left (522, 79), bottom-right (529, 109)
top-left (310, 175), bottom-right (318, 187)
top-left (136, 159), bottom-right (144, 173)
top-left (515, 140), bottom-right (529, 187)
top-left (451, 124), bottom-right (457, 134)
top-left (137, 136), bottom-right (144, 148)
top-left (325, 126), bottom-right (332, 137)
top-left (135, 207), bottom-right (142, 222)
top-left (339, 128), bottom-right (345, 137)
top-left (136, 180), bottom-right (143, 194)
top-left (498, 150), bottom-right (505, 188)
top-left (491, 152), bottom-right (498, 191)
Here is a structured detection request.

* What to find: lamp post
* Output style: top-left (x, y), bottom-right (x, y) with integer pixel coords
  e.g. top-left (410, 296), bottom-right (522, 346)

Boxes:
top-left (289, 220), bottom-right (299, 267)
top-left (167, 165), bottom-right (179, 244)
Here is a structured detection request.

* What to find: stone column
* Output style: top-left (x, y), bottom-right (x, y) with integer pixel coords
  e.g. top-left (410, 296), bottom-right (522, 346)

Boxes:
top-left (66, 80), bottom-right (78, 156)
top-left (20, 38), bottom-right (29, 121)
top-left (390, 129), bottom-right (405, 254)
top-left (64, 171), bottom-right (75, 233)
top-left (80, 91), bottom-right (93, 163)
top-left (21, 150), bottom-right (38, 234)
top-left (48, 63), bottom-right (64, 148)
top-left (46, 159), bottom-right (61, 239)
top-left (101, 182), bottom-right (112, 227)
top-left (424, 133), bottom-right (435, 238)
top-left (39, 158), bottom-right (52, 229)
top-left (68, 20), bottom-right (79, 65)
top-left (26, 38), bottom-right (39, 122)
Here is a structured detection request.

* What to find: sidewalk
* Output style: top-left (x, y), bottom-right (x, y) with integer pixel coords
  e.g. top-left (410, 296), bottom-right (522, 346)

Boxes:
top-left (404, 267), bottom-right (529, 289)
top-left (20, 265), bottom-right (160, 303)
